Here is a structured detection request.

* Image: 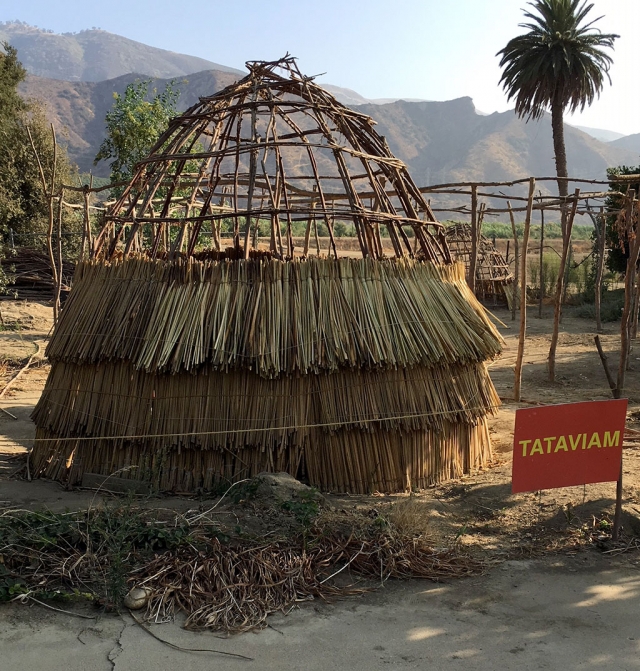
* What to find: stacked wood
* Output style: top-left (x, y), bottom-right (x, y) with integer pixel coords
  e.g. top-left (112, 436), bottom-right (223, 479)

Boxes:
top-left (31, 58), bottom-right (503, 494)
top-left (1, 248), bottom-right (74, 302)
top-left (444, 224), bottom-right (514, 307)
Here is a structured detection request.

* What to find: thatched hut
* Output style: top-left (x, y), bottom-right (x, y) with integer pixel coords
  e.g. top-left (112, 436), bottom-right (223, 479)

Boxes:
top-left (31, 58), bottom-right (503, 494)
top-left (445, 223), bottom-right (514, 307)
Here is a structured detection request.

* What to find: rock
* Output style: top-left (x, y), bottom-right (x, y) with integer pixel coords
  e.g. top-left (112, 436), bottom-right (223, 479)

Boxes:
top-left (123, 586), bottom-right (152, 610)
top-left (252, 472), bottom-right (325, 505)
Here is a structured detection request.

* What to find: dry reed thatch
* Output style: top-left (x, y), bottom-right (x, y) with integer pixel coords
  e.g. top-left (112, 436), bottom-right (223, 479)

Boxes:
top-left (31, 57), bottom-right (503, 494)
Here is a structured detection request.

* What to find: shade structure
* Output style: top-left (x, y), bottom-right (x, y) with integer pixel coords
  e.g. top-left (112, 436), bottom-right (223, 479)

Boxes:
top-left (31, 58), bottom-right (503, 493)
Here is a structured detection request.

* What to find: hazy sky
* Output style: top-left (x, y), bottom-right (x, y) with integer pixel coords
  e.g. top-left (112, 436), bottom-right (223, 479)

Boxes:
top-left (3, 0), bottom-right (638, 135)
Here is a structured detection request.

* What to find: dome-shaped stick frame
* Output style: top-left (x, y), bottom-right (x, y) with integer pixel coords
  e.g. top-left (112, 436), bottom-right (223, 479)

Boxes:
top-left (94, 56), bottom-right (451, 263)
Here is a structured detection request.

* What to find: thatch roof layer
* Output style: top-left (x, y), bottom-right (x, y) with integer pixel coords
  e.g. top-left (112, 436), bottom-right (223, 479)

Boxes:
top-left (47, 257), bottom-right (502, 376)
top-left (34, 360), bottom-right (498, 450)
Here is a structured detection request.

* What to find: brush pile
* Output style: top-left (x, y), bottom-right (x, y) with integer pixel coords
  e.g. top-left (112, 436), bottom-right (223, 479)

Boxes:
top-left (0, 249), bottom-right (74, 301)
top-left (0, 503), bottom-right (483, 633)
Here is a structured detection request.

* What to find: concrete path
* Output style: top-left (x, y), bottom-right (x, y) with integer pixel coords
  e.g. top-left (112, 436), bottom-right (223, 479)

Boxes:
top-left (1, 554), bottom-right (639, 670)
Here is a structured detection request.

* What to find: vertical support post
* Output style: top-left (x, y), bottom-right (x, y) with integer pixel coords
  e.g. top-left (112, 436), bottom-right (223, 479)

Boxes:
top-left (548, 188), bottom-right (580, 382)
top-left (594, 334), bottom-right (623, 541)
top-left (617, 192), bottom-right (638, 395)
top-left (302, 186), bottom-right (317, 258)
top-left (613, 193), bottom-right (638, 541)
top-left (538, 197), bottom-right (545, 318)
top-left (613, 462), bottom-right (624, 541)
top-left (55, 187), bottom-right (64, 320)
top-left (508, 202), bottom-right (519, 322)
top-left (514, 178), bottom-right (536, 402)
top-left (595, 207), bottom-right (606, 334)
top-left (469, 184), bottom-right (478, 292)
top-left (631, 274), bottom-right (640, 340)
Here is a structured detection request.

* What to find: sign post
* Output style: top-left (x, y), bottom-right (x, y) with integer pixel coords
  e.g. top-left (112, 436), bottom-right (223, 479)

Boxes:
top-left (512, 399), bottom-right (627, 495)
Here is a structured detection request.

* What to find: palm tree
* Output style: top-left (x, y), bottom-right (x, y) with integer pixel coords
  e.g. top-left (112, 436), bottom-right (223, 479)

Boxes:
top-left (498, 0), bottom-right (618, 382)
top-left (497, 0), bottom-right (618, 203)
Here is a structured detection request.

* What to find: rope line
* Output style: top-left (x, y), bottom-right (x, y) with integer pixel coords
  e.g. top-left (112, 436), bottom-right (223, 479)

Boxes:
top-left (0, 402), bottom-right (500, 447)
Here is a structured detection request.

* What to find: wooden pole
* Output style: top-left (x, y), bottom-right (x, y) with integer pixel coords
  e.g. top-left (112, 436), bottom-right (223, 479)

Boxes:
top-left (55, 189), bottom-right (64, 319)
top-left (631, 273), bottom-right (640, 340)
top-left (508, 202), bottom-right (519, 322)
top-left (617, 192), bottom-right (638, 394)
top-left (611, 193), bottom-right (637, 541)
top-left (79, 179), bottom-right (93, 262)
top-left (595, 207), bottom-right (606, 334)
top-left (613, 464), bottom-right (624, 541)
top-left (26, 123), bottom-right (59, 323)
top-left (561, 241), bottom-right (573, 318)
top-left (548, 188), bottom-right (580, 382)
top-left (538, 196), bottom-right (545, 318)
top-left (514, 178), bottom-right (536, 402)
top-left (469, 184), bottom-right (478, 291)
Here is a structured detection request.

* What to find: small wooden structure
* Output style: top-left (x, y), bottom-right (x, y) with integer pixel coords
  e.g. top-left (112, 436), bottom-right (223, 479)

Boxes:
top-left (445, 223), bottom-right (514, 306)
top-left (31, 58), bottom-right (503, 494)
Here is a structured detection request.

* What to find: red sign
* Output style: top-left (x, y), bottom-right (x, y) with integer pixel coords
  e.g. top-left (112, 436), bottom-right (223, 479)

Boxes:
top-left (512, 399), bottom-right (627, 494)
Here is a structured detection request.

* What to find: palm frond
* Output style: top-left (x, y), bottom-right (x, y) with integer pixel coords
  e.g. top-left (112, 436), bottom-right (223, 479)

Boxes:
top-left (497, 0), bottom-right (618, 120)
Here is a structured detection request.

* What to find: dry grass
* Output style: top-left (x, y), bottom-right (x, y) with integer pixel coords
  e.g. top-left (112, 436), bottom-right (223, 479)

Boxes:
top-left (386, 496), bottom-right (432, 539)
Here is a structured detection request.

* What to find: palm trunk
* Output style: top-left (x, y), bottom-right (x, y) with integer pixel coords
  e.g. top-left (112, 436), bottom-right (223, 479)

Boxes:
top-left (551, 98), bottom-right (569, 202)
top-left (548, 98), bottom-right (569, 382)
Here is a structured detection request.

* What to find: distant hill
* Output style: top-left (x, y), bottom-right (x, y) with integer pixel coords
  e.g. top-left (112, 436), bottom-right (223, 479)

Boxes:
top-left (570, 124), bottom-right (625, 143)
top-left (0, 21), bottom-right (244, 81)
top-left (322, 83), bottom-right (428, 106)
top-left (20, 70), bottom-right (239, 173)
top-left (608, 133), bottom-right (640, 159)
top-left (355, 97), bottom-right (637, 186)
top-left (21, 72), bottom-right (639, 192)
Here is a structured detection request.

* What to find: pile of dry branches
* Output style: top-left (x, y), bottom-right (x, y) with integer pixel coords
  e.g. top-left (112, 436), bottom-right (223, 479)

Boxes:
top-left (0, 502), bottom-right (483, 633)
top-left (1, 248), bottom-right (74, 301)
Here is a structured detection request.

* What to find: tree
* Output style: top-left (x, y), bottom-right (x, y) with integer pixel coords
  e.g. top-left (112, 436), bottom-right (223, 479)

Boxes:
top-left (603, 166), bottom-right (640, 274)
top-left (94, 80), bottom-right (179, 192)
top-left (497, 0), bottom-right (618, 204)
top-left (0, 43), bottom-right (79, 252)
top-left (497, 1), bottom-right (618, 382)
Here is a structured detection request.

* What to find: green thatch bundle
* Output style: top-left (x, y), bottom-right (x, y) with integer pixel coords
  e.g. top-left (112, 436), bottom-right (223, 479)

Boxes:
top-left (30, 58), bottom-right (503, 494)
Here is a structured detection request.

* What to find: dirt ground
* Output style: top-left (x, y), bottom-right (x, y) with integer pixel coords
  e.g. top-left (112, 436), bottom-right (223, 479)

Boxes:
top-left (2, 297), bottom-right (640, 670)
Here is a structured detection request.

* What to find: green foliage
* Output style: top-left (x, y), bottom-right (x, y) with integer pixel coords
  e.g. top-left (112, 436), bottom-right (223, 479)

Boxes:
top-left (333, 221), bottom-right (356, 237)
top-left (0, 505), bottom-right (195, 608)
top-left (446, 221), bottom-right (592, 240)
top-left (280, 490), bottom-right (320, 528)
top-left (0, 42), bottom-right (26, 119)
top-left (603, 165), bottom-right (640, 274)
top-left (575, 289), bottom-right (624, 322)
top-left (497, 0), bottom-right (618, 121)
top-left (0, 43), bottom-right (81, 254)
top-left (94, 80), bottom-right (179, 194)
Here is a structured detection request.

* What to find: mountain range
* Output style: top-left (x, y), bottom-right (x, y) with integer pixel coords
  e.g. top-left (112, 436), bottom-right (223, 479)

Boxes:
top-left (6, 22), bottom-right (640, 193)
top-left (0, 21), bottom-right (243, 80)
